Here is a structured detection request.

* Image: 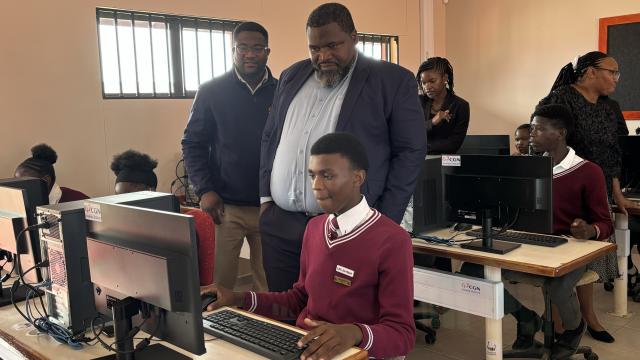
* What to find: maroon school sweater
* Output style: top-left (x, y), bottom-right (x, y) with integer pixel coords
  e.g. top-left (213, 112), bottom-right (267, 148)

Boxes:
top-left (59, 187), bottom-right (89, 203)
top-left (553, 160), bottom-right (613, 240)
top-left (242, 210), bottom-right (415, 358)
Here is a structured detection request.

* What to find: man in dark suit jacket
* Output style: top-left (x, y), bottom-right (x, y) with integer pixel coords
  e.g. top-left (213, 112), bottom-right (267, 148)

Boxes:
top-left (259, 3), bottom-right (426, 292)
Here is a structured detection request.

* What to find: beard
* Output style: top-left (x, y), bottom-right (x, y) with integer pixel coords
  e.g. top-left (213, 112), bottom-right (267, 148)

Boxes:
top-left (313, 58), bottom-right (354, 88)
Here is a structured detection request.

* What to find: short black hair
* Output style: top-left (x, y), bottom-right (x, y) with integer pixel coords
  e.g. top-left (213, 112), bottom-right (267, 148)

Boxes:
top-left (515, 123), bottom-right (531, 132)
top-left (531, 104), bottom-right (574, 138)
top-left (306, 3), bottom-right (355, 34)
top-left (233, 21), bottom-right (269, 44)
top-left (310, 132), bottom-right (369, 171)
top-left (16, 144), bottom-right (58, 184)
top-left (111, 150), bottom-right (158, 188)
top-left (416, 57), bottom-right (455, 94)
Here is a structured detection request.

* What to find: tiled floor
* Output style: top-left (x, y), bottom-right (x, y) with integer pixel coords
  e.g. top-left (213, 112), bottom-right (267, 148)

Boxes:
top-left (408, 276), bottom-right (640, 360)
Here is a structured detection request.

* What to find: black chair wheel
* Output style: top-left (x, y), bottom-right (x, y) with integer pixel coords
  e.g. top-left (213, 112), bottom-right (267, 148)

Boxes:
top-left (603, 282), bottom-right (614, 291)
top-left (584, 352), bottom-right (598, 360)
top-left (424, 333), bottom-right (436, 344)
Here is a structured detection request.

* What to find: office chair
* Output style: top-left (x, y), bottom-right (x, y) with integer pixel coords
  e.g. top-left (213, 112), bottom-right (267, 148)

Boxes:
top-left (503, 270), bottom-right (599, 360)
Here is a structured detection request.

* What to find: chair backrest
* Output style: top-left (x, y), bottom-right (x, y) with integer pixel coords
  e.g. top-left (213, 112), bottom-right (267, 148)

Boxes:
top-left (184, 209), bottom-right (215, 286)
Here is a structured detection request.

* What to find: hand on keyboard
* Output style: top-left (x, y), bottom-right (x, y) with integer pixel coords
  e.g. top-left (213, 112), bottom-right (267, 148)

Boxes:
top-left (200, 284), bottom-right (243, 312)
top-left (297, 318), bottom-right (363, 360)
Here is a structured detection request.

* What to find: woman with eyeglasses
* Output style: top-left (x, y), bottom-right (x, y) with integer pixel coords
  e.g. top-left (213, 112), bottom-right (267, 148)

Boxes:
top-left (537, 51), bottom-right (638, 344)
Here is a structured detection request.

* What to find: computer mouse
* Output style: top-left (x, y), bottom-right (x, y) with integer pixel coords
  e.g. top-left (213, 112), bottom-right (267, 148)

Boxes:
top-left (201, 293), bottom-right (218, 312)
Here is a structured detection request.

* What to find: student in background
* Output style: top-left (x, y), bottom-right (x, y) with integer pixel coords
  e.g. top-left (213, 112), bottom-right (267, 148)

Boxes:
top-left (202, 133), bottom-right (415, 359)
top-left (529, 104), bottom-right (615, 344)
top-left (512, 123), bottom-right (532, 156)
top-left (15, 144), bottom-right (88, 204)
top-left (110, 149), bottom-right (158, 194)
top-left (417, 57), bottom-right (470, 155)
top-left (110, 149), bottom-right (215, 286)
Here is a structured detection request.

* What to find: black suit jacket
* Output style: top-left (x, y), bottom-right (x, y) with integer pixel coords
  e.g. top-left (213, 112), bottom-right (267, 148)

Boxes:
top-left (260, 55), bottom-right (427, 223)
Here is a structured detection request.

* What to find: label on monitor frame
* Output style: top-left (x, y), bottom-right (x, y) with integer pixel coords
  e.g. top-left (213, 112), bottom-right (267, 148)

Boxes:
top-left (442, 155), bottom-right (461, 167)
top-left (84, 203), bottom-right (102, 222)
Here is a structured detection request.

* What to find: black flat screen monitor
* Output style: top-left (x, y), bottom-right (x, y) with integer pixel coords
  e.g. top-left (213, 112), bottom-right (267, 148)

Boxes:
top-left (85, 200), bottom-right (205, 359)
top-left (457, 135), bottom-right (510, 155)
top-left (443, 155), bottom-right (553, 254)
top-left (619, 136), bottom-right (640, 194)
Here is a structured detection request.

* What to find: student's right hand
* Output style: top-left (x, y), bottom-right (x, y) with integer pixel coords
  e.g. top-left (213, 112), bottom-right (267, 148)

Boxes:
top-left (570, 218), bottom-right (596, 240)
top-left (200, 191), bottom-right (224, 225)
top-left (200, 284), bottom-right (244, 311)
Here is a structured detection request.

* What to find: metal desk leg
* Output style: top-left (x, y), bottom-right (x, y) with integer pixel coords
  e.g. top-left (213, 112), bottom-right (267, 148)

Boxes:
top-left (484, 265), bottom-right (503, 360)
top-left (611, 212), bottom-right (632, 317)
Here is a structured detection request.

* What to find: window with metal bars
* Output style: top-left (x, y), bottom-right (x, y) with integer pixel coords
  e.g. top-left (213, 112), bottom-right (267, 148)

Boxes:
top-left (96, 8), bottom-right (241, 99)
top-left (356, 33), bottom-right (399, 64)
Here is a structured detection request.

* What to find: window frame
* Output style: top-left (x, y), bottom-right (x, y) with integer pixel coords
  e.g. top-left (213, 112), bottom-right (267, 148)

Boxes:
top-left (356, 32), bottom-right (400, 63)
top-left (96, 8), bottom-right (241, 99)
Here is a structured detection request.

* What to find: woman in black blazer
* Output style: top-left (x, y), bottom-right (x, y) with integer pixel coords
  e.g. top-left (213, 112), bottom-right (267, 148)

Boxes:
top-left (416, 57), bottom-right (470, 155)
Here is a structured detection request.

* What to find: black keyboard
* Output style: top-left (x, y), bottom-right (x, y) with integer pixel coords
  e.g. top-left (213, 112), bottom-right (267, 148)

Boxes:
top-left (203, 309), bottom-right (305, 360)
top-left (465, 230), bottom-right (568, 247)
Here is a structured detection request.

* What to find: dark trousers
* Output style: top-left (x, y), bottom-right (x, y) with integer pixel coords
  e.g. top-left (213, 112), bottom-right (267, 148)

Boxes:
top-left (260, 203), bottom-right (313, 292)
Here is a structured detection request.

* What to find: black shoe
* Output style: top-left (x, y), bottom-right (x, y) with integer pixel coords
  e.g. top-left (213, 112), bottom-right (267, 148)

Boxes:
top-left (587, 326), bottom-right (615, 343)
top-left (551, 319), bottom-right (586, 360)
top-left (512, 312), bottom-right (542, 350)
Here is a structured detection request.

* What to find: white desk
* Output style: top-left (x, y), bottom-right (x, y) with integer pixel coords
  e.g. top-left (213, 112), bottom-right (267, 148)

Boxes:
top-left (413, 228), bottom-right (616, 360)
top-left (0, 304), bottom-right (366, 360)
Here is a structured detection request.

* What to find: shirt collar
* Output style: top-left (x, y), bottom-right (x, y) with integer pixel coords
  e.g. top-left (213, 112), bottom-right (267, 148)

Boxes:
top-left (234, 67), bottom-right (270, 95)
top-left (329, 195), bottom-right (372, 236)
top-left (545, 146), bottom-right (583, 174)
top-left (49, 183), bottom-right (62, 204)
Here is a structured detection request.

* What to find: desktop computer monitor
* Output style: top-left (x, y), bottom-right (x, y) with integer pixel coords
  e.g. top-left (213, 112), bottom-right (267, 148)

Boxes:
top-left (85, 199), bottom-right (205, 358)
top-left (412, 156), bottom-right (448, 234)
top-left (442, 155), bottom-right (553, 254)
top-left (619, 136), bottom-right (640, 195)
top-left (0, 178), bottom-right (48, 305)
top-left (457, 135), bottom-right (510, 155)
top-left (37, 191), bottom-right (179, 335)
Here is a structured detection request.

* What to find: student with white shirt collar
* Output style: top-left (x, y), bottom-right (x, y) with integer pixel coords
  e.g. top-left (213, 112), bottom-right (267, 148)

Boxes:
top-left (201, 132), bottom-right (415, 360)
top-left (530, 104), bottom-right (616, 345)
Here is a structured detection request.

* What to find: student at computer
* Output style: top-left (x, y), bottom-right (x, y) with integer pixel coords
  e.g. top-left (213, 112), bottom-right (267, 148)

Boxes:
top-left (110, 149), bottom-right (215, 286)
top-left (110, 149), bottom-right (158, 194)
top-left (14, 143), bottom-right (88, 203)
top-left (201, 133), bottom-right (415, 359)
top-left (417, 57), bottom-right (470, 155)
top-left (511, 123), bottom-right (531, 156)
top-left (530, 104), bottom-right (615, 344)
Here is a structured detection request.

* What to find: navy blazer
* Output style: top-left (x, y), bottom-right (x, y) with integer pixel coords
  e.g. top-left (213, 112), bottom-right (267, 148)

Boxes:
top-left (260, 55), bottom-right (427, 223)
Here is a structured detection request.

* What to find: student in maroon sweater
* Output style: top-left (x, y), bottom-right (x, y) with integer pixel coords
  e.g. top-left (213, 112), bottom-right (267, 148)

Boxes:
top-left (202, 133), bottom-right (415, 359)
top-left (14, 144), bottom-right (89, 204)
top-left (529, 104), bottom-right (615, 344)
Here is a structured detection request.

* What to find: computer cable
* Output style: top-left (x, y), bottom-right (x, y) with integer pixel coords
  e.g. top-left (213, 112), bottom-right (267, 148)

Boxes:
top-left (92, 308), bottom-right (163, 355)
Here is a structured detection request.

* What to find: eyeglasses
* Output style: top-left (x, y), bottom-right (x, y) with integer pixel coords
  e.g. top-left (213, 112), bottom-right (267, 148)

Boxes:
top-left (234, 45), bottom-right (269, 55)
top-left (594, 66), bottom-right (620, 81)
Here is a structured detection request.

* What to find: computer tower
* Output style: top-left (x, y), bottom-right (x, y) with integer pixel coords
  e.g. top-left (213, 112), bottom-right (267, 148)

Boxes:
top-left (37, 191), bottom-right (179, 334)
top-left (412, 156), bottom-right (448, 233)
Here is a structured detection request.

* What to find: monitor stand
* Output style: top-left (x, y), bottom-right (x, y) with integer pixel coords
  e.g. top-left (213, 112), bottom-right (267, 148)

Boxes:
top-left (460, 209), bottom-right (521, 255)
top-left (93, 297), bottom-right (190, 360)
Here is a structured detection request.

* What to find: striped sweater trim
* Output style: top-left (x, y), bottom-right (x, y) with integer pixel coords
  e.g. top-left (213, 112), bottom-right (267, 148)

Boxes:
top-left (324, 210), bottom-right (381, 248)
top-left (247, 291), bottom-right (257, 312)
top-left (553, 160), bottom-right (588, 179)
top-left (360, 323), bottom-right (373, 351)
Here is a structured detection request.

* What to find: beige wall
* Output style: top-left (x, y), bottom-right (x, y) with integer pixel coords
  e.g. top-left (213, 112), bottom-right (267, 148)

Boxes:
top-left (445, 0), bottom-right (640, 149)
top-left (0, 0), bottom-right (422, 197)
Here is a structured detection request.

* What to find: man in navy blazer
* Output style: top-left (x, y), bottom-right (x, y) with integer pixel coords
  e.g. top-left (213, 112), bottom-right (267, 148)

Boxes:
top-left (259, 3), bottom-right (426, 292)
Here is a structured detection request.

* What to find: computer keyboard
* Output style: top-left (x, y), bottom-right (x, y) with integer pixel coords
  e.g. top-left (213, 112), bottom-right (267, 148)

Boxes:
top-left (203, 309), bottom-right (305, 360)
top-left (465, 230), bottom-right (568, 247)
